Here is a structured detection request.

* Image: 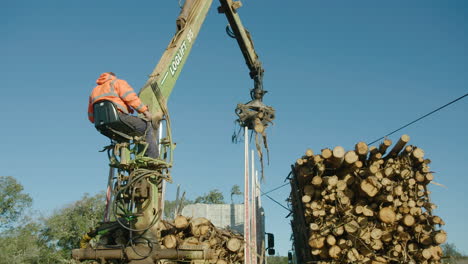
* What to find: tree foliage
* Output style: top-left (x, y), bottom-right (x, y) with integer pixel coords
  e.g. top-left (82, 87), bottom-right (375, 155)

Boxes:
top-left (442, 243), bottom-right (465, 259)
top-left (230, 185), bottom-right (242, 204)
top-left (194, 189), bottom-right (225, 204)
top-left (42, 192), bottom-right (105, 252)
top-left (0, 176), bottom-right (32, 228)
top-left (0, 191), bottom-right (105, 262)
top-left (0, 221), bottom-right (65, 264)
top-left (164, 198), bottom-right (193, 219)
top-left (266, 256), bottom-right (288, 264)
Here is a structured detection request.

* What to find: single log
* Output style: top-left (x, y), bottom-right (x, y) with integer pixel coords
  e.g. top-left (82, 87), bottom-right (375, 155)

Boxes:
top-left (163, 234), bottom-right (178, 249)
top-left (311, 249), bottom-right (322, 256)
top-left (340, 195), bottom-right (350, 205)
top-left (333, 225), bottom-right (344, 236)
top-left (379, 207), bottom-right (396, 224)
top-left (190, 217), bottom-right (210, 227)
top-left (362, 206), bottom-right (374, 217)
top-left (431, 216), bottom-right (443, 225)
top-left (402, 145), bottom-right (413, 155)
top-left (384, 167), bottom-right (394, 177)
top-left (209, 237), bottom-right (219, 247)
top-left (302, 195), bottom-right (312, 203)
top-left (321, 148), bottom-right (332, 159)
top-left (371, 228), bottom-right (383, 240)
top-left (421, 248), bottom-right (432, 260)
top-left (344, 151), bottom-right (359, 166)
top-left (355, 141), bottom-right (369, 158)
top-left (366, 165), bottom-right (380, 175)
top-left (353, 160), bottom-right (363, 170)
top-left (329, 146), bottom-right (346, 168)
top-left (412, 147), bottom-right (425, 160)
top-left (387, 134), bottom-right (410, 157)
top-left (400, 169), bottom-right (412, 179)
top-left (426, 173), bottom-right (434, 182)
top-left (372, 256), bottom-right (388, 264)
top-left (174, 215), bottom-right (189, 229)
top-left (326, 175), bottom-right (339, 187)
top-left (306, 148), bottom-right (314, 157)
top-left (347, 248), bottom-right (360, 262)
top-left (336, 180), bottom-right (347, 191)
top-left (381, 231), bottom-right (392, 243)
top-left (415, 171), bottom-right (425, 182)
top-left (309, 236), bottom-right (325, 249)
top-left (329, 245), bottom-right (341, 259)
top-left (403, 214), bottom-right (415, 227)
top-left (312, 176), bottom-right (323, 186)
top-left (199, 225), bottom-right (210, 236)
top-left (344, 220), bottom-right (359, 234)
top-left (379, 139), bottom-right (392, 154)
top-left (433, 231), bottom-right (447, 244)
top-left (371, 239), bottom-right (383, 250)
top-left (394, 185), bottom-right (403, 196)
top-left (361, 176), bottom-right (380, 197)
top-left (355, 205), bottom-right (364, 215)
top-left (226, 238), bottom-right (242, 252)
top-left (326, 235), bottom-right (336, 246)
top-left (370, 150), bottom-right (382, 162)
top-left (310, 223), bottom-right (320, 231)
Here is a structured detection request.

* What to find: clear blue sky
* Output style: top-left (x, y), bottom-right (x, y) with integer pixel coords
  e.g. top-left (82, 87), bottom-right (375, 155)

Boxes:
top-left (2, 0), bottom-right (467, 256)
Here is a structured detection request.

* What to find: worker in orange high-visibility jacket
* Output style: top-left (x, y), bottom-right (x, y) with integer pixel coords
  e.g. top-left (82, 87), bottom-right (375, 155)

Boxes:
top-left (88, 72), bottom-right (158, 158)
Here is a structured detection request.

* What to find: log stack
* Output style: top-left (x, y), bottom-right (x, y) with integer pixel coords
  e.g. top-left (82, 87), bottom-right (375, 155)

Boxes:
top-left (158, 215), bottom-right (245, 263)
top-left (289, 135), bottom-right (446, 264)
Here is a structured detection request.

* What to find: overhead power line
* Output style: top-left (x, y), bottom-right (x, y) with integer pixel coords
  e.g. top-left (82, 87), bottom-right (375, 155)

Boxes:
top-left (256, 92), bottom-right (468, 209)
top-left (262, 191), bottom-right (291, 212)
top-left (257, 183), bottom-right (291, 212)
top-left (261, 182), bottom-right (289, 196)
top-left (368, 92), bottom-right (468, 145)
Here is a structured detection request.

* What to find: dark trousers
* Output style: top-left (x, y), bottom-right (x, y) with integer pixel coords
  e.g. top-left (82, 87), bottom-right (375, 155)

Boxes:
top-left (118, 113), bottom-right (158, 158)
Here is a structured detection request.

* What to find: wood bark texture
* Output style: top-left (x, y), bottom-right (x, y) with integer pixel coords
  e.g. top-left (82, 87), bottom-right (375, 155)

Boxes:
top-left (290, 135), bottom-right (446, 264)
top-left (159, 216), bottom-right (245, 263)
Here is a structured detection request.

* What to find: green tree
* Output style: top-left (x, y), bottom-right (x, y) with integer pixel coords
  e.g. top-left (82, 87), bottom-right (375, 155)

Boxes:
top-left (0, 176), bottom-right (32, 228)
top-left (164, 199), bottom-right (193, 219)
top-left (194, 189), bottom-right (225, 204)
top-left (0, 176), bottom-right (67, 263)
top-left (0, 178), bottom-right (105, 262)
top-left (42, 192), bottom-right (105, 256)
top-left (0, 220), bottom-right (66, 264)
top-left (230, 185), bottom-right (242, 204)
top-left (266, 256), bottom-right (288, 264)
top-left (441, 243), bottom-right (464, 263)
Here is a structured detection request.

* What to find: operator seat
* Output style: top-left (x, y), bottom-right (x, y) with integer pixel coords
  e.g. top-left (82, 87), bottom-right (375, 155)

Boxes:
top-left (93, 100), bottom-right (144, 142)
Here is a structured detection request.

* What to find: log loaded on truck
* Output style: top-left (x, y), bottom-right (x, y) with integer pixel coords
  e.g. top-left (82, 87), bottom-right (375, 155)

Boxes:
top-left (288, 135), bottom-right (447, 264)
top-left (73, 0), bottom-right (275, 264)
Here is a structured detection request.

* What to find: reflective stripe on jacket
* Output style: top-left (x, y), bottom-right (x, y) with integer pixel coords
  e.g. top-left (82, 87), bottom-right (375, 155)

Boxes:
top-left (87, 72), bottom-right (148, 123)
